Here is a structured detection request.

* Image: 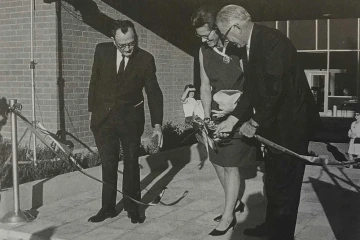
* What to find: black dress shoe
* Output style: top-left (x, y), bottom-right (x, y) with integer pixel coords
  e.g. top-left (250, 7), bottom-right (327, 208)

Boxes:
top-left (243, 222), bottom-right (268, 237)
top-left (127, 211), bottom-right (145, 224)
top-left (214, 200), bottom-right (245, 222)
top-left (88, 209), bottom-right (116, 223)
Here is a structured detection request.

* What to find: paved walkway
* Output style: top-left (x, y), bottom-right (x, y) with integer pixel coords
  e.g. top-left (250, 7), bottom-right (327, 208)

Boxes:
top-left (0, 142), bottom-right (360, 240)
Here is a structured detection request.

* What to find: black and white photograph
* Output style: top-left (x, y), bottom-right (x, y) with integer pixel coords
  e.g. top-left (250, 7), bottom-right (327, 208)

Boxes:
top-left (0, 0), bottom-right (360, 239)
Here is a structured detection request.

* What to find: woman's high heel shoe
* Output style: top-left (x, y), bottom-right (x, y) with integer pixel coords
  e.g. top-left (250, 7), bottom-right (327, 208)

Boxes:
top-left (213, 200), bottom-right (245, 222)
top-left (209, 217), bottom-right (237, 236)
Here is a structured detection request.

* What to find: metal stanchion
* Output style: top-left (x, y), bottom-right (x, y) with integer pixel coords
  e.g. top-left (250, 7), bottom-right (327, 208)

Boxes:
top-left (1, 99), bottom-right (35, 224)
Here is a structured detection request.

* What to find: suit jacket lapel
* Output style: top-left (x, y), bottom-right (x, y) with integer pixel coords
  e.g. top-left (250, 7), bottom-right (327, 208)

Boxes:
top-left (117, 47), bottom-right (139, 89)
top-left (124, 47), bottom-right (139, 76)
top-left (110, 45), bottom-right (117, 76)
top-left (245, 24), bottom-right (261, 81)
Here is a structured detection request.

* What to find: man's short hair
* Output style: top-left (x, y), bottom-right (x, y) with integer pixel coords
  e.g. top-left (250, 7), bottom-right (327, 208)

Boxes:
top-left (191, 4), bottom-right (220, 29)
top-left (111, 20), bottom-right (138, 40)
top-left (216, 5), bottom-right (251, 27)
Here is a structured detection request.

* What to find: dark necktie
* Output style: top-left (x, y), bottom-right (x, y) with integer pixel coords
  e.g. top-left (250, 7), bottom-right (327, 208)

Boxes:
top-left (240, 46), bottom-right (249, 74)
top-left (117, 55), bottom-right (125, 77)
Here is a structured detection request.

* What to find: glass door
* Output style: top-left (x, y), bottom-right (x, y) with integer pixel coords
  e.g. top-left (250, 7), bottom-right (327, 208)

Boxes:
top-left (305, 70), bottom-right (329, 116)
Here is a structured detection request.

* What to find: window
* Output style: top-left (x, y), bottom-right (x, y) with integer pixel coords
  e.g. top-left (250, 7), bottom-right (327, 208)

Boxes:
top-left (260, 18), bottom-right (360, 118)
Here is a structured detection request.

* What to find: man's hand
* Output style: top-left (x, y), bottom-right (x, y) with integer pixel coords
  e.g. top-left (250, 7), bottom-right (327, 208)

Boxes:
top-left (211, 109), bottom-right (228, 118)
top-left (239, 119), bottom-right (259, 138)
top-left (152, 124), bottom-right (163, 148)
top-left (214, 115), bottom-right (239, 138)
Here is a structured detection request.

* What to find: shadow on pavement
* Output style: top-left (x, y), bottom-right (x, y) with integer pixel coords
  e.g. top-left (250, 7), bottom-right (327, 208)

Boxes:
top-left (230, 192), bottom-right (267, 240)
top-left (309, 167), bottom-right (360, 240)
top-left (29, 226), bottom-right (57, 240)
top-left (115, 143), bottom-right (208, 218)
top-left (325, 142), bottom-right (348, 162)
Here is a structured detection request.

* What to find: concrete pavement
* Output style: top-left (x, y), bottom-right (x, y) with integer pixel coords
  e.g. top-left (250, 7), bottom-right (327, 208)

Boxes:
top-left (0, 142), bottom-right (359, 240)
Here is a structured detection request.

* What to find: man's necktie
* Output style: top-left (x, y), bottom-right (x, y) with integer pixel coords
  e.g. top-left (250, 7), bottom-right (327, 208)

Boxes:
top-left (117, 55), bottom-right (125, 77)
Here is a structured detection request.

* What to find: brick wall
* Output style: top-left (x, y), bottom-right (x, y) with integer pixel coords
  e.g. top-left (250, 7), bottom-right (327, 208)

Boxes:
top-left (60, 0), bottom-right (194, 148)
top-left (0, 0), bottom-right (58, 145)
top-left (0, 0), bottom-right (194, 150)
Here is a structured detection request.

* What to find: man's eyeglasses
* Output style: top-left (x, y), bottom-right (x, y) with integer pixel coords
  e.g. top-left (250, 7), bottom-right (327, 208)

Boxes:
top-left (221, 25), bottom-right (236, 41)
top-left (115, 40), bottom-right (136, 50)
top-left (196, 29), bottom-right (214, 40)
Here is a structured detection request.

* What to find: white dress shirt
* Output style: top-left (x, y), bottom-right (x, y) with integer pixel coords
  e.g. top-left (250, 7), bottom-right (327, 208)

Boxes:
top-left (116, 49), bottom-right (129, 71)
top-left (246, 24), bottom-right (254, 60)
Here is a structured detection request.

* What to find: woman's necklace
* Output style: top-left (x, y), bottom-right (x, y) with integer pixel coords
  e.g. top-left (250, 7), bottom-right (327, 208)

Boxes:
top-left (213, 43), bottom-right (231, 64)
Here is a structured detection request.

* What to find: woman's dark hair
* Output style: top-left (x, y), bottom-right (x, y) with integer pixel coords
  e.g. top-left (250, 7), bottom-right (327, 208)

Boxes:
top-left (111, 19), bottom-right (138, 41)
top-left (184, 84), bottom-right (194, 91)
top-left (191, 5), bottom-right (220, 29)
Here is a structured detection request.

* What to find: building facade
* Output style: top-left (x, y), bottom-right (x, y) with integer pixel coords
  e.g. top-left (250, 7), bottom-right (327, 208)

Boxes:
top-left (0, 1), bottom-right (359, 148)
top-left (0, 0), bottom-right (194, 148)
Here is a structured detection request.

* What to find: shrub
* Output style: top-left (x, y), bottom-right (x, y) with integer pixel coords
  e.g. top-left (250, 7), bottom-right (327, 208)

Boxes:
top-left (0, 121), bottom-right (198, 189)
top-left (0, 139), bottom-right (101, 189)
top-left (141, 122), bottom-right (197, 154)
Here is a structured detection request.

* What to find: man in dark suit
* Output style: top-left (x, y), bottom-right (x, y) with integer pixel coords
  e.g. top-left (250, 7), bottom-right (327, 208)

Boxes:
top-left (215, 5), bottom-right (322, 240)
top-left (87, 20), bottom-right (163, 224)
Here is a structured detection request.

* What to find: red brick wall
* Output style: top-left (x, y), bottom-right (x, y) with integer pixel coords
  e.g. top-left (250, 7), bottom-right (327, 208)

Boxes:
top-left (0, 0), bottom-right (58, 144)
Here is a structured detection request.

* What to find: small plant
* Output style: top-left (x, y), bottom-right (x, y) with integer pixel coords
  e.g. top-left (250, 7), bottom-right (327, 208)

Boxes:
top-left (160, 122), bottom-right (197, 151)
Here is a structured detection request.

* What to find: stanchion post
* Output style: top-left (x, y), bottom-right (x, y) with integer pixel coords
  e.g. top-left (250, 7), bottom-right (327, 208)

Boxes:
top-left (1, 99), bottom-right (34, 224)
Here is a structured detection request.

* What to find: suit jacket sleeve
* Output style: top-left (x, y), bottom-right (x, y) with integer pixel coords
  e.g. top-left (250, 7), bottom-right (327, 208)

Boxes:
top-left (88, 44), bottom-right (100, 112)
top-left (231, 89), bottom-right (252, 123)
top-left (144, 55), bottom-right (163, 127)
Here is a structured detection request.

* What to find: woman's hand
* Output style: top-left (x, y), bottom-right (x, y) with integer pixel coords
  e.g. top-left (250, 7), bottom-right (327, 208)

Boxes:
top-left (181, 87), bottom-right (196, 102)
top-left (211, 109), bottom-right (229, 118)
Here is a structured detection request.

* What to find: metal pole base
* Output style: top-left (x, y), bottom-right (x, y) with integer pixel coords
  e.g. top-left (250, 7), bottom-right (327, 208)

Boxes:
top-left (1, 210), bottom-right (35, 224)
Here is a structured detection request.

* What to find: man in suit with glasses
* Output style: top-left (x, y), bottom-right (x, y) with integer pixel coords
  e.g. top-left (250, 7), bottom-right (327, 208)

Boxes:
top-left (87, 20), bottom-right (163, 224)
top-left (214, 5), bottom-right (322, 240)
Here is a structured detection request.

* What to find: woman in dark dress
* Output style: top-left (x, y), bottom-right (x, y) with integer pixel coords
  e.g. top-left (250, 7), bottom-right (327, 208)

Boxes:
top-left (191, 5), bottom-right (258, 236)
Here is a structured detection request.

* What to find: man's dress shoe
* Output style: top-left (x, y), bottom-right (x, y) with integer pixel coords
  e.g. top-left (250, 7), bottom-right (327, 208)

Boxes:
top-left (127, 211), bottom-right (145, 224)
top-left (88, 209), bottom-right (116, 223)
top-left (243, 222), bottom-right (268, 237)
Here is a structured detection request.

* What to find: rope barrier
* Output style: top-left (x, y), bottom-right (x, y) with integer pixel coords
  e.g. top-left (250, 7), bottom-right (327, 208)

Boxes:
top-left (8, 105), bottom-right (187, 207)
top-left (186, 116), bottom-right (360, 167)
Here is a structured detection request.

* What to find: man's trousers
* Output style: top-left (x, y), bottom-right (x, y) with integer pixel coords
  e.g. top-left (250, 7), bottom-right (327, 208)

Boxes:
top-left (92, 107), bottom-right (144, 213)
top-left (264, 143), bottom-right (308, 240)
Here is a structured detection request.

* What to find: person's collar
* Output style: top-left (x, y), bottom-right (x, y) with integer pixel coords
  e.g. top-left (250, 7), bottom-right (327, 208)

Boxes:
top-left (117, 49), bottom-right (123, 57)
top-left (246, 23), bottom-right (254, 50)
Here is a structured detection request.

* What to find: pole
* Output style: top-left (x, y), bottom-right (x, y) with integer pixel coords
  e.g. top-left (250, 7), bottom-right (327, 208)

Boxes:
top-left (30, 0), bottom-right (37, 165)
top-left (11, 100), bottom-right (20, 214)
top-left (56, 0), bottom-right (66, 141)
top-left (1, 100), bottom-right (34, 224)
